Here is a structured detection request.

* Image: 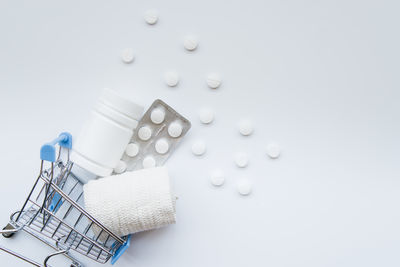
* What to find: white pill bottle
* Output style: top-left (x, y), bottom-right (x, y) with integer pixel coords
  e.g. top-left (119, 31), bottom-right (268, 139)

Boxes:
top-left (71, 89), bottom-right (143, 178)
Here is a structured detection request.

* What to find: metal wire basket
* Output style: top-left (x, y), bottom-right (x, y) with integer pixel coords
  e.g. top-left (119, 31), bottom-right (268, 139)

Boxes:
top-left (0, 133), bottom-right (130, 267)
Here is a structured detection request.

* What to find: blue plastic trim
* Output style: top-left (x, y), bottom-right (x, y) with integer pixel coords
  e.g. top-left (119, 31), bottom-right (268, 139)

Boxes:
top-left (40, 132), bottom-right (72, 162)
top-left (49, 193), bottom-right (63, 212)
top-left (111, 234), bottom-right (131, 265)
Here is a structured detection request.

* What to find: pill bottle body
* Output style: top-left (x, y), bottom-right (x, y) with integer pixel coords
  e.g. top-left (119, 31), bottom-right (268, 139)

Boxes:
top-left (71, 89), bottom-right (143, 178)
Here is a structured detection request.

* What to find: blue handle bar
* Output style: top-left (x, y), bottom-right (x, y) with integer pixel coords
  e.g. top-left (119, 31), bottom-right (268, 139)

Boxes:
top-left (40, 132), bottom-right (72, 162)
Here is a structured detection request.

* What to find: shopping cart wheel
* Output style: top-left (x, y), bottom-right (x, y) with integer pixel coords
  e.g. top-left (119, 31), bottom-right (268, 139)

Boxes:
top-left (2, 224), bottom-right (16, 238)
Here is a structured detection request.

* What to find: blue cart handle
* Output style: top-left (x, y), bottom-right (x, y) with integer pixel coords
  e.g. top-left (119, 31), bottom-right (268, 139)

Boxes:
top-left (40, 132), bottom-right (72, 162)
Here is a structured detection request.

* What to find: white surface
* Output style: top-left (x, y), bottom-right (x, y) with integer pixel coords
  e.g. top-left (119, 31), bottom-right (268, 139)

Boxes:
top-left (0, 0), bottom-right (399, 267)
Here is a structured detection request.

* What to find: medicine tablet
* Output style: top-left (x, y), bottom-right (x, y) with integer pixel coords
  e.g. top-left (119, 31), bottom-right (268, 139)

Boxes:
top-left (234, 152), bottom-right (248, 168)
top-left (155, 139), bottom-right (169, 154)
top-left (206, 73), bottom-right (221, 89)
top-left (238, 119), bottom-right (253, 136)
top-left (138, 126), bottom-right (152, 141)
top-left (168, 121), bottom-right (183, 138)
top-left (121, 48), bottom-right (134, 64)
top-left (191, 140), bottom-right (206, 156)
top-left (266, 143), bottom-right (281, 159)
top-left (236, 179), bottom-right (252, 196)
top-left (114, 160), bottom-right (127, 174)
top-left (150, 108), bottom-right (165, 124)
top-left (142, 156), bottom-right (156, 168)
top-left (125, 143), bottom-right (139, 157)
top-left (144, 9), bottom-right (158, 25)
top-left (183, 35), bottom-right (198, 51)
top-left (199, 108), bottom-right (214, 124)
top-left (210, 170), bottom-right (225, 186)
top-left (164, 71), bottom-right (179, 87)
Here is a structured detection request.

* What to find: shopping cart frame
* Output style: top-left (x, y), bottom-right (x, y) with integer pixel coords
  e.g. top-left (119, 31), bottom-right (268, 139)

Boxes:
top-left (0, 133), bottom-right (130, 267)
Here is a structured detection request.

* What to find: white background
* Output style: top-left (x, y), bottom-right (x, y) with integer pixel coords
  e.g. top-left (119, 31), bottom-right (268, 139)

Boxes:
top-left (0, 0), bottom-right (399, 266)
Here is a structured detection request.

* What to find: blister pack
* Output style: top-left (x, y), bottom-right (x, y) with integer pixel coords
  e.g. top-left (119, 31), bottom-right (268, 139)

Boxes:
top-left (118, 99), bottom-right (191, 172)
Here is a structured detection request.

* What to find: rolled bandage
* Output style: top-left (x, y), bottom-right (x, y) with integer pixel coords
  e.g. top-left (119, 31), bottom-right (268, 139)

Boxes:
top-left (83, 167), bottom-right (176, 237)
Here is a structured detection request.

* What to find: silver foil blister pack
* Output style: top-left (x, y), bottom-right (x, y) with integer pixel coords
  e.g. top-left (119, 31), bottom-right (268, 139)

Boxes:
top-left (121, 99), bottom-right (191, 171)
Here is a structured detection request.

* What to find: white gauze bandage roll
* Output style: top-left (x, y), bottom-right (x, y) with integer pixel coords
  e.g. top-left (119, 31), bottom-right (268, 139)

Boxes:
top-left (83, 166), bottom-right (176, 237)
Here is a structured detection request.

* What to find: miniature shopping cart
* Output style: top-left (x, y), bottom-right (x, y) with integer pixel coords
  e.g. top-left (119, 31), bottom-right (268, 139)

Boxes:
top-left (0, 133), bottom-right (130, 267)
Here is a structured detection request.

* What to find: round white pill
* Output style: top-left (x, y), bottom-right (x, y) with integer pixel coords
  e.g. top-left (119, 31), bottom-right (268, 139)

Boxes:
top-left (155, 139), bottom-right (169, 154)
top-left (138, 126), bottom-right (152, 141)
top-left (168, 122), bottom-right (183, 138)
top-left (236, 179), bottom-right (252, 196)
top-left (183, 35), bottom-right (198, 51)
top-left (125, 143), bottom-right (139, 157)
top-left (142, 156), bottom-right (156, 168)
top-left (206, 73), bottom-right (221, 89)
top-left (210, 170), bottom-right (225, 186)
top-left (238, 119), bottom-right (253, 136)
top-left (144, 9), bottom-right (158, 25)
top-left (191, 140), bottom-right (206, 156)
top-left (150, 108), bottom-right (165, 124)
top-left (234, 152), bottom-right (249, 168)
top-left (121, 48), bottom-right (134, 64)
top-left (114, 160), bottom-right (127, 174)
top-left (164, 71), bottom-right (179, 87)
top-left (266, 143), bottom-right (281, 159)
top-left (199, 108), bottom-right (214, 124)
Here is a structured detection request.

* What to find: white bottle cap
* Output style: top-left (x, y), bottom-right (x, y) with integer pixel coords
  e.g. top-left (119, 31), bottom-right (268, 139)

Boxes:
top-left (71, 89), bottom-right (144, 177)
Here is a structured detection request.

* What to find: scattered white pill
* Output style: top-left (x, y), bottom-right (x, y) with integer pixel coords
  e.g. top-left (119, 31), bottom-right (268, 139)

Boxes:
top-left (238, 119), bottom-right (253, 136)
top-left (266, 143), bottom-right (281, 159)
top-left (150, 108), bottom-right (165, 124)
top-left (191, 140), bottom-right (206, 156)
top-left (236, 179), bottom-right (252, 196)
top-left (114, 160), bottom-right (127, 174)
top-left (168, 121), bottom-right (183, 138)
top-left (210, 170), bottom-right (225, 186)
top-left (125, 143), bottom-right (139, 157)
top-left (234, 152), bottom-right (249, 168)
top-left (138, 126), bottom-right (152, 141)
top-left (164, 71), bottom-right (179, 87)
top-left (121, 48), bottom-right (134, 64)
top-left (206, 73), bottom-right (221, 89)
top-left (142, 156), bottom-right (156, 168)
top-left (155, 139), bottom-right (169, 154)
top-left (183, 35), bottom-right (198, 51)
top-left (199, 108), bottom-right (214, 124)
top-left (144, 9), bottom-right (158, 25)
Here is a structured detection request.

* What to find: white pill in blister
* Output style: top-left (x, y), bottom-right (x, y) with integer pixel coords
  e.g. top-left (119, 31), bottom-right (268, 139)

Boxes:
top-left (125, 143), bottom-right (139, 157)
top-left (266, 143), bottom-right (281, 159)
top-left (138, 126), bottom-right (152, 141)
top-left (142, 156), bottom-right (156, 168)
top-left (210, 170), bottom-right (225, 186)
top-left (238, 119), bottom-right (253, 136)
top-left (121, 48), bottom-right (134, 64)
top-left (168, 122), bottom-right (183, 138)
top-left (164, 71), bottom-right (179, 87)
top-left (206, 73), bottom-right (221, 89)
top-left (183, 35), bottom-right (198, 51)
top-left (155, 139), bottom-right (169, 154)
top-left (150, 108), bottom-right (165, 124)
top-left (192, 140), bottom-right (206, 156)
top-left (199, 108), bottom-right (214, 124)
top-left (114, 160), bottom-right (127, 174)
top-left (144, 9), bottom-right (158, 25)
top-left (236, 179), bottom-right (252, 196)
top-left (234, 152), bottom-right (248, 168)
